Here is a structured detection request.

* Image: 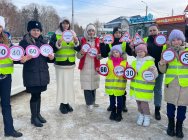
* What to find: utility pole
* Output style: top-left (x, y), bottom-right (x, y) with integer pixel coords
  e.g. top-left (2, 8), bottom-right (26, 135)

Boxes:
top-left (72, 0), bottom-right (74, 31)
top-left (172, 8), bottom-right (174, 16)
top-left (142, 1), bottom-right (148, 17)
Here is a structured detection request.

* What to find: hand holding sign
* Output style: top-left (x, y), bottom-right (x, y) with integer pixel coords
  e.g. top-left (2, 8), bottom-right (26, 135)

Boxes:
top-left (62, 30), bottom-right (74, 43)
top-left (113, 65), bottom-right (125, 77)
top-left (0, 44), bottom-right (10, 60)
top-left (58, 39), bottom-right (64, 46)
top-left (9, 46), bottom-right (25, 61)
top-left (179, 51), bottom-right (188, 66)
top-left (142, 70), bottom-right (155, 82)
top-left (103, 34), bottom-right (114, 44)
top-left (161, 49), bottom-right (176, 63)
top-left (40, 45), bottom-right (53, 57)
top-left (26, 45), bottom-right (40, 58)
top-left (98, 64), bottom-right (109, 76)
top-left (123, 67), bottom-right (136, 79)
top-left (20, 55), bottom-right (32, 63)
top-left (154, 34), bottom-right (167, 46)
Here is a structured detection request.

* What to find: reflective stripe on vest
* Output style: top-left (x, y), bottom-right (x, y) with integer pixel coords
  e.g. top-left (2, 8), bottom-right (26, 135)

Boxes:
top-left (0, 58), bottom-right (14, 74)
top-left (130, 60), bottom-right (155, 101)
top-left (55, 34), bottom-right (76, 62)
top-left (105, 59), bottom-right (127, 96)
top-left (165, 48), bottom-right (188, 87)
top-left (108, 42), bottom-right (126, 57)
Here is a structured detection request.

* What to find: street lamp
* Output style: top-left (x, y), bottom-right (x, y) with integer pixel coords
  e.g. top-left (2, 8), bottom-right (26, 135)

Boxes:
top-left (141, 1), bottom-right (148, 17)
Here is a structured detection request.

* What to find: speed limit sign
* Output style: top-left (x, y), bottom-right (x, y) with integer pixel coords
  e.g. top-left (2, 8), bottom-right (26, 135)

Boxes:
top-left (98, 64), bottom-right (109, 76)
top-left (0, 44), bottom-right (10, 60)
top-left (26, 45), bottom-right (40, 58)
top-left (123, 67), bottom-right (136, 80)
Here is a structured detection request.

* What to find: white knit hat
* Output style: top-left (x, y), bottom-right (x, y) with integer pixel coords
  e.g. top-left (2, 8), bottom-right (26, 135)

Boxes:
top-left (59, 17), bottom-right (70, 24)
top-left (86, 24), bottom-right (95, 31)
top-left (0, 16), bottom-right (5, 29)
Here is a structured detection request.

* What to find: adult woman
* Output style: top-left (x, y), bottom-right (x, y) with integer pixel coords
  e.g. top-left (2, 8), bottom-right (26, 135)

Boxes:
top-left (143, 24), bottom-right (169, 120)
top-left (0, 16), bottom-right (22, 137)
top-left (19, 20), bottom-right (54, 127)
top-left (49, 17), bottom-right (79, 114)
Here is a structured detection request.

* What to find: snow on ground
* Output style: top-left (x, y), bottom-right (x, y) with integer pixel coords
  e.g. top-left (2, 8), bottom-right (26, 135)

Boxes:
top-left (0, 56), bottom-right (188, 140)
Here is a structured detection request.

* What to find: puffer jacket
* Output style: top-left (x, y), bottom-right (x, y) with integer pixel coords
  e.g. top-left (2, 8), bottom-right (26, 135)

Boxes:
top-left (77, 24), bottom-right (101, 90)
top-left (158, 44), bottom-right (188, 106)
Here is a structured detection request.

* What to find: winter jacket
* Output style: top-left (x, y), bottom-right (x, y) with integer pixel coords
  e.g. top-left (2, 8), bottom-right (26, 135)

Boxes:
top-left (146, 35), bottom-right (167, 74)
top-left (158, 44), bottom-right (188, 106)
top-left (130, 56), bottom-right (158, 102)
top-left (49, 28), bottom-right (79, 66)
top-left (19, 34), bottom-right (54, 87)
top-left (77, 24), bottom-right (101, 90)
top-left (100, 38), bottom-right (133, 58)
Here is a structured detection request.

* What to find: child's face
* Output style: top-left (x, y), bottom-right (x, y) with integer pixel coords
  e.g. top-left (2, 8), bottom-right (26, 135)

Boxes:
top-left (87, 29), bottom-right (95, 37)
top-left (137, 50), bottom-right (146, 58)
top-left (171, 38), bottom-right (183, 47)
top-left (114, 31), bottom-right (121, 38)
top-left (112, 50), bottom-right (120, 58)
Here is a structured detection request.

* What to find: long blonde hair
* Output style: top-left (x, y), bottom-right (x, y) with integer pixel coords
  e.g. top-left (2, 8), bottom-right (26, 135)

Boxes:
top-left (0, 30), bottom-right (9, 46)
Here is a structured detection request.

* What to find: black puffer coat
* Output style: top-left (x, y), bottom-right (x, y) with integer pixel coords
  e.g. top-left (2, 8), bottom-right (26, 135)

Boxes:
top-left (19, 34), bottom-right (54, 87)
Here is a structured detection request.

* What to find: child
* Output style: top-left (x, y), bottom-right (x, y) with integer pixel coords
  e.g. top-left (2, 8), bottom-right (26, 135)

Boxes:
top-left (77, 23), bottom-right (101, 112)
top-left (130, 43), bottom-right (158, 126)
top-left (159, 29), bottom-right (188, 138)
top-left (100, 27), bottom-right (134, 112)
top-left (105, 44), bottom-right (127, 122)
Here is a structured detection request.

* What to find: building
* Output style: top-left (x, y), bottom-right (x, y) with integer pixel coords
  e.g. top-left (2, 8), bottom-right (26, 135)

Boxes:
top-left (129, 13), bottom-right (155, 38)
top-left (98, 15), bottom-right (140, 35)
top-left (156, 15), bottom-right (188, 37)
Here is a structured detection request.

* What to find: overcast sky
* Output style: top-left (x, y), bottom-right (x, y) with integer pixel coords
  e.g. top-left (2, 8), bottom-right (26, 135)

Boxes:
top-left (13, 0), bottom-right (188, 28)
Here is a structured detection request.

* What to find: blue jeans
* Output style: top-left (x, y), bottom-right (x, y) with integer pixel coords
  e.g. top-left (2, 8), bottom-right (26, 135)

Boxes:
top-left (110, 95), bottom-right (123, 109)
top-left (167, 103), bottom-right (187, 121)
top-left (0, 74), bottom-right (15, 134)
top-left (154, 74), bottom-right (164, 107)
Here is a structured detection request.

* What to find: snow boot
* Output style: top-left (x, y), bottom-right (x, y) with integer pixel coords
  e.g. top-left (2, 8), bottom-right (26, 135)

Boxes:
top-left (64, 103), bottom-right (73, 112)
top-left (122, 95), bottom-right (128, 112)
top-left (115, 109), bottom-right (123, 122)
top-left (176, 119), bottom-right (184, 138)
top-left (137, 112), bottom-right (144, 125)
top-left (37, 99), bottom-right (46, 123)
top-left (167, 117), bottom-right (175, 137)
top-left (143, 115), bottom-right (150, 127)
top-left (109, 107), bottom-right (116, 120)
top-left (155, 106), bottom-right (161, 120)
top-left (107, 105), bottom-right (112, 111)
top-left (30, 102), bottom-right (43, 127)
top-left (59, 103), bottom-right (68, 114)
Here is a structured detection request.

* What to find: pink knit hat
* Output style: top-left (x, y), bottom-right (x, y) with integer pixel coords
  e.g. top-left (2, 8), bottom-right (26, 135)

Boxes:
top-left (135, 44), bottom-right (148, 54)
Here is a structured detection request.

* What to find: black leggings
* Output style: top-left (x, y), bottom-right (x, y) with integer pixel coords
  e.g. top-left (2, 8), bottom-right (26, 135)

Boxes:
top-left (30, 92), bottom-right (41, 103)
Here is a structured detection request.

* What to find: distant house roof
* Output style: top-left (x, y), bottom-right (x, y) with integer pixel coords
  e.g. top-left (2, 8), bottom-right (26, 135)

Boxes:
top-left (104, 15), bottom-right (141, 25)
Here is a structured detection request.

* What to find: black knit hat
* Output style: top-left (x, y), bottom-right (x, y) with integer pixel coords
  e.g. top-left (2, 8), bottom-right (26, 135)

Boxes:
top-left (27, 21), bottom-right (43, 32)
top-left (113, 26), bottom-right (122, 36)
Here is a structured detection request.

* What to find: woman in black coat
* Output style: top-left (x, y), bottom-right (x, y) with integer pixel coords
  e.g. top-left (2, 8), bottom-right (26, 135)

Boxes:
top-left (19, 21), bottom-right (54, 127)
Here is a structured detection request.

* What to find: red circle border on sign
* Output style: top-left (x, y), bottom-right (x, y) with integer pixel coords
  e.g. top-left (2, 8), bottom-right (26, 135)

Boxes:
top-left (179, 51), bottom-right (188, 66)
top-left (123, 67), bottom-right (136, 80)
top-left (142, 70), bottom-right (155, 82)
top-left (98, 64), bottom-right (109, 76)
top-left (81, 43), bottom-right (91, 53)
top-left (62, 30), bottom-right (74, 43)
top-left (161, 49), bottom-right (176, 63)
top-left (40, 44), bottom-right (53, 57)
top-left (87, 47), bottom-right (99, 58)
top-left (154, 34), bottom-right (167, 46)
top-left (113, 65), bottom-right (125, 77)
top-left (102, 34), bottom-right (114, 44)
top-left (0, 44), bottom-right (10, 60)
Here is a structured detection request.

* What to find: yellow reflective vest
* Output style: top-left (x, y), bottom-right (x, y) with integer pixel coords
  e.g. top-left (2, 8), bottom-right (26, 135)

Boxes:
top-left (108, 42), bottom-right (126, 56)
top-left (105, 59), bottom-right (127, 96)
top-left (143, 37), bottom-right (167, 52)
top-left (165, 48), bottom-right (188, 87)
top-left (54, 34), bottom-right (76, 62)
top-left (0, 44), bottom-right (13, 74)
top-left (130, 60), bottom-right (155, 101)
